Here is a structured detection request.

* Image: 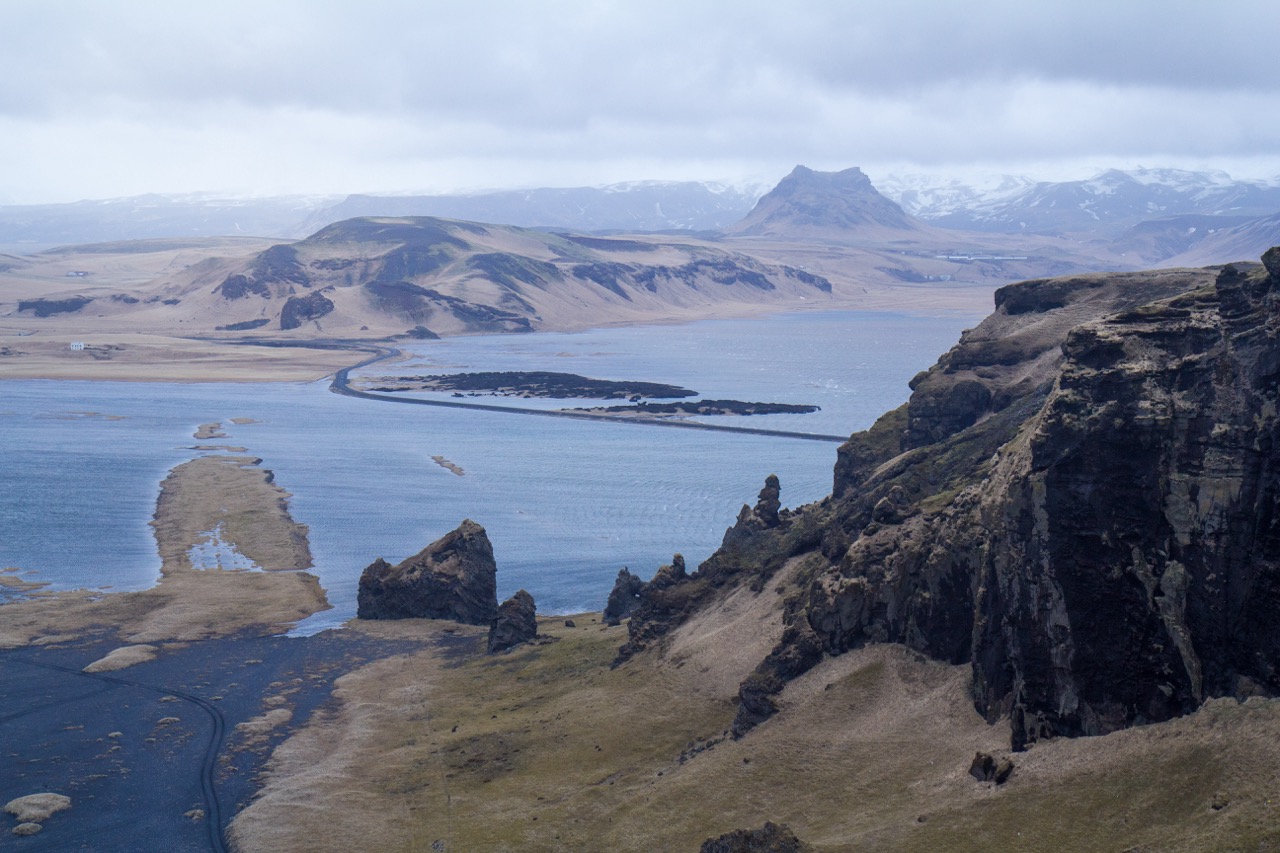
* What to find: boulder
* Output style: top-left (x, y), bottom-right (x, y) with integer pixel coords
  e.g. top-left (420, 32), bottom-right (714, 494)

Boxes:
top-left (699, 821), bottom-right (808, 853)
top-left (488, 589), bottom-right (538, 653)
top-left (968, 751), bottom-right (1014, 785)
top-left (356, 519), bottom-right (497, 624)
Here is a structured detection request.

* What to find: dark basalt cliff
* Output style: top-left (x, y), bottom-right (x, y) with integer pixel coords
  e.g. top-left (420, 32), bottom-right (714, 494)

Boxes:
top-left (622, 250), bottom-right (1280, 749)
top-left (357, 519), bottom-right (498, 624)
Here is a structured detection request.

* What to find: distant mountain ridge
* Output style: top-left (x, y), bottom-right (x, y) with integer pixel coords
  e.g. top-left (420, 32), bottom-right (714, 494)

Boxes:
top-left (8, 168), bottom-right (1280, 264)
top-left (0, 194), bottom-right (331, 251)
top-left (0, 182), bottom-right (763, 251)
top-left (1158, 211), bottom-right (1280, 268)
top-left (300, 181), bottom-right (762, 235)
top-left (879, 168), bottom-right (1280, 238)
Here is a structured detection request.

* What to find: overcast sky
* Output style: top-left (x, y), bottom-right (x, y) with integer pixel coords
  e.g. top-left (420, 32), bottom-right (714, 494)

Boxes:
top-left (3, 0), bottom-right (1279, 203)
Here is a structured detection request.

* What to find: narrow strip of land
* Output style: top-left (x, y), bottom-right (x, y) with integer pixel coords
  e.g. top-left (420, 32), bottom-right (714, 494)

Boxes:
top-left (234, 338), bottom-right (850, 444)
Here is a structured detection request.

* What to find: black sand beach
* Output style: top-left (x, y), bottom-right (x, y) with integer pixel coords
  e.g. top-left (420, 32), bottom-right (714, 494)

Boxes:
top-left (1, 629), bottom-right (425, 851)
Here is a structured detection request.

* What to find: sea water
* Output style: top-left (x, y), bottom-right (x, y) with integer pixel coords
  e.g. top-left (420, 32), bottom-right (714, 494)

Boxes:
top-left (0, 310), bottom-right (974, 630)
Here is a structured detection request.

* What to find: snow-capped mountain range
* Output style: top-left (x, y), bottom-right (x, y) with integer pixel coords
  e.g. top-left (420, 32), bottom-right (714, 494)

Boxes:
top-left (877, 168), bottom-right (1280, 237)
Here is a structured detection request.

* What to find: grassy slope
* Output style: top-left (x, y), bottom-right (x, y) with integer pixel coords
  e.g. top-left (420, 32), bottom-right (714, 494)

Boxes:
top-left (231, 578), bottom-right (1280, 852)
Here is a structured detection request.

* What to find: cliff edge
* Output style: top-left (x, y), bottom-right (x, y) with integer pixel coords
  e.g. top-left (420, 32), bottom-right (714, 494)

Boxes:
top-left (621, 250), bottom-right (1280, 749)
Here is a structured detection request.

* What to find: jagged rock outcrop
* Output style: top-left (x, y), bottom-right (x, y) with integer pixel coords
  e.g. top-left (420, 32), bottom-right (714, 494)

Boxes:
top-left (614, 478), bottom-right (825, 666)
top-left (613, 554), bottom-right (694, 662)
top-left (699, 821), bottom-right (809, 853)
top-left (602, 568), bottom-right (645, 626)
top-left (732, 618), bottom-right (823, 738)
top-left (488, 589), bottom-right (537, 653)
top-left (215, 274), bottom-right (270, 300)
top-left (356, 520), bottom-right (497, 624)
top-left (727, 474), bottom-right (782, 538)
top-left (216, 244), bottom-right (311, 303)
top-left (622, 251), bottom-right (1280, 750)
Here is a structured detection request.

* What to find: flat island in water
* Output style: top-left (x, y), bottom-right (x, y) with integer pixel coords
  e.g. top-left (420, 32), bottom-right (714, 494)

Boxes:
top-left (566, 399), bottom-right (819, 418)
top-left (356, 369), bottom-right (820, 418)
top-left (358, 370), bottom-right (698, 399)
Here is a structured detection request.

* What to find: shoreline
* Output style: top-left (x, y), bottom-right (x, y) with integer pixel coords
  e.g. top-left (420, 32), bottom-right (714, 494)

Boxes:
top-left (0, 449), bottom-right (376, 847)
top-left (0, 296), bottom-right (989, 384)
top-left (0, 622), bottom-right (434, 849)
top-left (0, 452), bottom-right (330, 650)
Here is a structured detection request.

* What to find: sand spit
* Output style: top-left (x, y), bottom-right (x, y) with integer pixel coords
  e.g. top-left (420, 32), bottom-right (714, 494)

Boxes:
top-left (152, 455), bottom-right (313, 576)
top-left (0, 454), bottom-right (328, 648)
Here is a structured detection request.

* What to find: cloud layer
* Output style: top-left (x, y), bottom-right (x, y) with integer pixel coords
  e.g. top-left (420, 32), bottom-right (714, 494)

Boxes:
top-left (4, 0), bottom-right (1278, 202)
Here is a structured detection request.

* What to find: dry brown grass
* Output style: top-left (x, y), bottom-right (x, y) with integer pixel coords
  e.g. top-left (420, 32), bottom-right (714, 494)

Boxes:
top-left (4, 793), bottom-right (72, 824)
top-left (235, 708), bottom-right (294, 736)
top-left (229, 589), bottom-right (1280, 853)
top-left (0, 223), bottom-right (1014, 383)
top-left (82, 644), bottom-right (159, 672)
top-left (151, 455), bottom-right (313, 575)
top-left (0, 333), bottom-right (357, 382)
top-left (0, 567), bottom-right (47, 593)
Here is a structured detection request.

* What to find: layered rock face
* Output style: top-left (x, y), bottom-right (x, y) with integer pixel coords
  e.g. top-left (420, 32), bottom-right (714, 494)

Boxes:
top-left (966, 258), bottom-right (1280, 746)
top-left (623, 251), bottom-right (1280, 749)
top-left (356, 520), bottom-right (497, 624)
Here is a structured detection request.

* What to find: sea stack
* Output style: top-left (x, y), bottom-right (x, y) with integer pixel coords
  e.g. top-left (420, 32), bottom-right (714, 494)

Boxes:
top-left (356, 519), bottom-right (498, 624)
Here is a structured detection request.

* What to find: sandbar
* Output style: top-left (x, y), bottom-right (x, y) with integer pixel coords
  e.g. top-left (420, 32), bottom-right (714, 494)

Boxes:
top-left (0, 454), bottom-right (326, 649)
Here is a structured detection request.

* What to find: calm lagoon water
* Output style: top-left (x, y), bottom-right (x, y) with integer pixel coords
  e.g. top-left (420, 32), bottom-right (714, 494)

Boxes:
top-left (0, 310), bottom-right (974, 631)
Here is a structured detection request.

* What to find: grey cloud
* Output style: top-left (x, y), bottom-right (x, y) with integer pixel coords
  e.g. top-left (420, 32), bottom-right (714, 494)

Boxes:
top-left (10, 1), bottom-right (1277, 118)
top-left (1, 0), bottom-right (1278, 201)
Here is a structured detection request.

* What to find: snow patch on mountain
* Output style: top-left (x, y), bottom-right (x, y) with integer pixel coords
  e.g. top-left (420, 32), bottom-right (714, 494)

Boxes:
top-left (876, 168), bottom-right (1280, 235)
